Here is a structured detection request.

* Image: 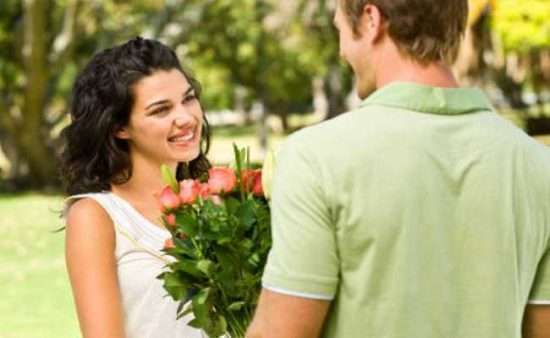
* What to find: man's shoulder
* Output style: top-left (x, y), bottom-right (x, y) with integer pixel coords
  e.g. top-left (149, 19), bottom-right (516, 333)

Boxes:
top-left (287, 106), bottom-right (373, 144)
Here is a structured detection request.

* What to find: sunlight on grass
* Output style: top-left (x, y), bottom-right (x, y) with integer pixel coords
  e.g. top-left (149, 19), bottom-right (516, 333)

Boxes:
top-left (0, 194), bottom-right (79, 338)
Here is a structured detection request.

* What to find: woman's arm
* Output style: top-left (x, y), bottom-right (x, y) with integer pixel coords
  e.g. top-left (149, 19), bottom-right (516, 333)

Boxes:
top-left (65, 198), bottom-right (126, 338)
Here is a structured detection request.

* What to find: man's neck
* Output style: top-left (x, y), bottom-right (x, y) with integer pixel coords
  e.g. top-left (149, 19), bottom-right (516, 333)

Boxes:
top-left (375, 46), bottom-right (459, 89)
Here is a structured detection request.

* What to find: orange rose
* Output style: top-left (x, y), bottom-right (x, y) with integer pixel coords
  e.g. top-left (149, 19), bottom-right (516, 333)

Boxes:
top-left (207, 167), bottom-right (237, 195)
top-left (179, 179), bottom-right (201, 204)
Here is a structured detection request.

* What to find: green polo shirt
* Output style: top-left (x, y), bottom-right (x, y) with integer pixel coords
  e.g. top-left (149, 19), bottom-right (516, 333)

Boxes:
top-left (262, 82), bottom-right (550, 337)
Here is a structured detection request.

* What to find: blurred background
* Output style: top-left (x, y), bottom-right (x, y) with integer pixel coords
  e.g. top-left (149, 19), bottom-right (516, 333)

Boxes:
top-left (0, 0), bottom-right (548, 337)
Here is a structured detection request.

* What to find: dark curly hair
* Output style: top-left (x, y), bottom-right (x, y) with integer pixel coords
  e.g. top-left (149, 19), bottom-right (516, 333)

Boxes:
top-left (60, 37), bottom-right (211, 196)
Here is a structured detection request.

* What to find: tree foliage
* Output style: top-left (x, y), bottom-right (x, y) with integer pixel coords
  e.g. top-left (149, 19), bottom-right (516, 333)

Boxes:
top-left (0, 0), bottom-right (547, 189)
top-left (493, 0), bottom-right (550, 52)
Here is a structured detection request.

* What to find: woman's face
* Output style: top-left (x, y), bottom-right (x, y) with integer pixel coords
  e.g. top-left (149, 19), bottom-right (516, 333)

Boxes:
top-left (116, 69), bottom-right (203, 168)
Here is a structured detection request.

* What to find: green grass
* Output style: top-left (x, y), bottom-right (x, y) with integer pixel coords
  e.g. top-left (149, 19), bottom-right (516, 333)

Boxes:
top-left (0, 194), bottom-right (79, 338)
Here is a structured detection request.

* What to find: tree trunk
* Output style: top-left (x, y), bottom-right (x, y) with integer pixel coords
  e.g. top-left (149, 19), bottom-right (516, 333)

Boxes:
top-left (18, 0), bottom-right (57, 187)
top-left (324, 65), bottom-right (348, 120)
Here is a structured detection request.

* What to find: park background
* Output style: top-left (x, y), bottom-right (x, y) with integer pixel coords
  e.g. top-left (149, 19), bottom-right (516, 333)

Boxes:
top-left (0, 0), bottom-right (549, 337)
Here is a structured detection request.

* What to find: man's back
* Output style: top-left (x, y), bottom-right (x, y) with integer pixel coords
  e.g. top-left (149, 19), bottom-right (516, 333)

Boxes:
top-left (263, 83), bottom-right (550, 337)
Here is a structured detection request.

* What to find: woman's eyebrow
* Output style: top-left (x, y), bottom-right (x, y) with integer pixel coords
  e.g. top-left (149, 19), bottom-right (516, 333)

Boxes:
top-left (145, 99), bottom-right (170, 110)
top-left (183, 86), bottom-right (195, 97)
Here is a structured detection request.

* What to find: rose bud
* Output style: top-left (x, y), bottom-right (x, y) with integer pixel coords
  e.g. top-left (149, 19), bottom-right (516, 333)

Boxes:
top-left (240, 169), bottom-right (254, 191)
top-left (241, 169), bottom-right (261, 193)
top-left (179, 179), bottom-right (201, 205)
top-left (207, 167), bottom-right (237, 195)
top-left (159, 186), bottom-right (181, 210)
top-left (164, 238), bottom-right (175, 250)
top-left (164, 214), bottom-right (176, 227)
top-left (252, 170), bottom-right (263, 196)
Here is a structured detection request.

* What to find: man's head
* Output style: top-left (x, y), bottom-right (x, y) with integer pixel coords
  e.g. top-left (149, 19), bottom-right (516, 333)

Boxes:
top-left (334, 0), bottom-right (468, 98)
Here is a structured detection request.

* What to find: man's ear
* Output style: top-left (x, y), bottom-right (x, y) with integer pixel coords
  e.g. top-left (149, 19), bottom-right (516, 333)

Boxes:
top-left (361, 4), bottom-right (385, 42)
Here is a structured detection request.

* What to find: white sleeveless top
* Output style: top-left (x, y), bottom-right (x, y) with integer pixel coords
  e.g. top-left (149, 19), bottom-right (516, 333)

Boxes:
top-left (67, 192), bottom-right (205, 338)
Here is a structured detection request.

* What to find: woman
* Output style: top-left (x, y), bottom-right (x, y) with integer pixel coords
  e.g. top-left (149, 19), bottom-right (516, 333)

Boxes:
top-left (60, 37), bottom-right (210, 338)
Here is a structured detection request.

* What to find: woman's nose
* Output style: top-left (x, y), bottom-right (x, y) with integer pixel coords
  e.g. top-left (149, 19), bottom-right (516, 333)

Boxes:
top-left (173, 108), bottom-right (194, 127)
top-left (174, 115), bottom-right (192, 127)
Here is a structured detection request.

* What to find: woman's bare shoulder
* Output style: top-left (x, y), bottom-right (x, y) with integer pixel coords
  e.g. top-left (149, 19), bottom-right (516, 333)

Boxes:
top-left (65, 197), bottom-right (115, 243)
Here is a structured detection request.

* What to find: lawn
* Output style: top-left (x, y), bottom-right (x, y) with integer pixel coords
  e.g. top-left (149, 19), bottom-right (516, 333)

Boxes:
top-left (0, 193), bottom-right (79, 338)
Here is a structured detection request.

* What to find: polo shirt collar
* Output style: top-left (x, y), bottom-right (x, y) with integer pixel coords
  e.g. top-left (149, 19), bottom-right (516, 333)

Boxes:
top-left (359, 82), bottom-right (493, 115)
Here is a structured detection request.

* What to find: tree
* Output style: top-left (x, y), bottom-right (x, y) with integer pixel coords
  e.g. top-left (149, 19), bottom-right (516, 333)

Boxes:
top-left (0, 0), bottom-right (182, 189)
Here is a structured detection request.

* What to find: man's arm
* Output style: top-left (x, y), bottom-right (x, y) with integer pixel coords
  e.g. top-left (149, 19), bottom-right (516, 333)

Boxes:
top-left (525, 245), bottom-right (550, 338)
top-left (523, 305), bottom-right (550, 338)
top-left (246, 289), bottom-right (331, 338)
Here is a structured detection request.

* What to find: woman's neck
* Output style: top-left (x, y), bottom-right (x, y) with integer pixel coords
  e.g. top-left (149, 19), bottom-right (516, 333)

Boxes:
top-left (111, 154), bottom-right (177, 213)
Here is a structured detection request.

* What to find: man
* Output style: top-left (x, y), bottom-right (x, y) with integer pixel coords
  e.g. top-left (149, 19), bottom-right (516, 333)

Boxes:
top-left (247, 0), bottom-right (550, 337)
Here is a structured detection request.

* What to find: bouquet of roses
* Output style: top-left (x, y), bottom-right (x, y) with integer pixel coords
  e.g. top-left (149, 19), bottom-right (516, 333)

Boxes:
top-left (157, 146), bottom-right (273, 338)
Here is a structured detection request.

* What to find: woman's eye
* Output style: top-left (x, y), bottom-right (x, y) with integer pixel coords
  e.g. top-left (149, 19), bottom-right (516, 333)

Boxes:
top-left (182, 94), bottom-right (197, 104)
top-left (151, 106), bottom-right (170, 116)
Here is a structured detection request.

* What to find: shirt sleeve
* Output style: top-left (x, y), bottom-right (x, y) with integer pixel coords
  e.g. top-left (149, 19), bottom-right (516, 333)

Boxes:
top-left (262, 136), bottom-right (339, 300)
top-left (528, 248), bottom-right (550, 304)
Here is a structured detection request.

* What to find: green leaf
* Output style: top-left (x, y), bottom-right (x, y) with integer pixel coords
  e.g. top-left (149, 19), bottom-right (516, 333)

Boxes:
top-left (177, 303), bottom-right (194, 320)
top-left (191, 288), bottom-right (214, 335)
top-left (237, 199), bottom-right (256, 228)
top-left (196, 259), bottom-right (215, 276)
top-left (227, 301), bottom-right (246, 311)
top-left (212, 315), bottom-right (228, 337)
top-left (175, 261), bottom-right (203, 278)
top-left (195, 287), bottom-right (211, 305)
top-left (187, 318), bottom-right (202, 329)
top-left (162, 273), bottom-right (187, 300)
top-left (225, 196), bottom-right (241, 214)
top-left (161, 164), bottom-right (179, 193)
top-left (248, 252), bottom-right (260, 267)
top-left (176, 212), bottom-right (198, 236)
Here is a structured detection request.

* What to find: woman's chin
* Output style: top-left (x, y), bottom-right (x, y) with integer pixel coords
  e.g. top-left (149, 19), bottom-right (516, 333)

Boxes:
top-left (173, 148), bottom-right (201, 163)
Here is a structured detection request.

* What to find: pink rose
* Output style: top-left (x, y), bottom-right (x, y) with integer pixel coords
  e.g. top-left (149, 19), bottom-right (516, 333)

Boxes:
top-left (207, 167), bottom-right (237, 195)
top-left (159, 186), bottom-right (181, 211)
top-left (164, 238), bottom-right (175, 250)
top-left (164, 214), bottom-right (176, 227)
top-left (179, 179), bottom-right (201, 204)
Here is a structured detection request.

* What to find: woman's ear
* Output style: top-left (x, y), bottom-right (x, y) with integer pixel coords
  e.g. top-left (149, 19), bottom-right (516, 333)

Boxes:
top-left (115, 127), bottom-right (130, 140)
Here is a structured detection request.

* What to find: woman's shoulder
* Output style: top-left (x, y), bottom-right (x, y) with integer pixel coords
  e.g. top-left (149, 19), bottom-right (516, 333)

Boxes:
top-left (65, 195), bottom-right (116, 240)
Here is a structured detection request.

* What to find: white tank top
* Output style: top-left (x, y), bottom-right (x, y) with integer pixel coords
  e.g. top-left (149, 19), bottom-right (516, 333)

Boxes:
top-left (66, 192), bottom-right (205, 338)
